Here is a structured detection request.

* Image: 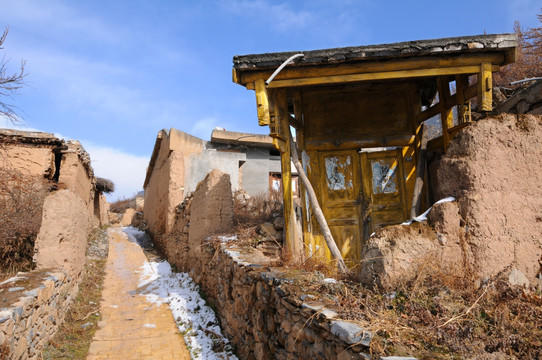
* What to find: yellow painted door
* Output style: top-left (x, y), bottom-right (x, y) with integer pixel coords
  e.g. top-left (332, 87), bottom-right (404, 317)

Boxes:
top-left (360, 149), bottom-right (408, 237)
top-left (319, 150), bottom-right (362, 262)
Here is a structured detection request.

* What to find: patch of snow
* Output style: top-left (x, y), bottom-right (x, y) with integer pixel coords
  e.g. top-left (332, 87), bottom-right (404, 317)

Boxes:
top-left (323, 278), bottom-right (337, 284)
top-left (136, 259), bottom-right (237, 360)
top-left (402, 196), bottom-right (456, 225)
top-left (218, 235), bottom-right (237, 242)
top-left (143, 323), bottom-right (156, 328)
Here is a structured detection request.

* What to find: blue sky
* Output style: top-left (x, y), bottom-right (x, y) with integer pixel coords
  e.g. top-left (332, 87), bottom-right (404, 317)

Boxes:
top-left (0, 0), bottom-right (540, 200)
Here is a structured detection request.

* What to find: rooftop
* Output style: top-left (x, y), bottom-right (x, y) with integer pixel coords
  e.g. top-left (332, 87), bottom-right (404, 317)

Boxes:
top-left (233, 33), bottom-right (517, 70)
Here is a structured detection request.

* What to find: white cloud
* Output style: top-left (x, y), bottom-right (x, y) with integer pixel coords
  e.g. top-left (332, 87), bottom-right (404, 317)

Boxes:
top-left (224, 0), bottom-right (313, 32)
top-left (83, 142), bottom-right (149, 201)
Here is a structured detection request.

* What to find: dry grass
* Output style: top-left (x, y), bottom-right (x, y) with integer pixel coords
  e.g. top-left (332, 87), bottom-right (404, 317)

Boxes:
top-left (285, 257), bottom-right (542, 359)
top-left (109, 196), bottom-right (135, 213)
top-left (42, 227), bottom-right (108, 360)
top-left (233, 190), bottom-right (282, 227)
top-left (0, 169), bottom-right (51, 279)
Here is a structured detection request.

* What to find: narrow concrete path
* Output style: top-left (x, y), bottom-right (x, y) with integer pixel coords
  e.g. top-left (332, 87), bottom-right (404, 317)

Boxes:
top-left (87, 228), bottom-right (190, 360)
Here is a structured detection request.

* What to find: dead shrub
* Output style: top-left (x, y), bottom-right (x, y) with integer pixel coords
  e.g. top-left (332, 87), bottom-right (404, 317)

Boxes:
top-left (0, 169), bottom-right (50, 277)
top-left (233, 190), bottom-right (282, 227)
top-left (291, 255), bottom-right (542, 359)
top-left (109, 196), bottom-right (135, 213)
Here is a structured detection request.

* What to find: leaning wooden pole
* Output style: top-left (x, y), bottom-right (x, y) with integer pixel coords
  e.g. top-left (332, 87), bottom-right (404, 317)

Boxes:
top-left (410, 123), bottom-right (429, 218)
top-left (288, 129), bottom-right (348, 273)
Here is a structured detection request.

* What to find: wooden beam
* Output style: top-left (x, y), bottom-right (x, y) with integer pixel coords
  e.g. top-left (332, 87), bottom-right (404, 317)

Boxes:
top-left (254, 79), bottom-right (271, 126)
top-left (273, 89), bottom-right (303, 264)
top-left (235, 53), bottom-right (505, 85)
top-left (267, 65), bottom-right (490, 88)
top-left (455, 74), bottom-right (470, 124)
top-left (419, 82), bottom-right (478, 122)
top-left (288, 129), bottom-right (347, 273)
top-left (304, 135), bottom-right (416, 151)
top-left (410, 123), bottom-right (429, 218)
top-left (426, 122), bottom-right (471, 151)
top-left (478, 62), bottom-right (493, 112)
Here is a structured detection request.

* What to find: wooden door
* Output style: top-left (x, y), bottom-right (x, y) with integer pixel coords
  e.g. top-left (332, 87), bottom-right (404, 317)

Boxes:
top-left (360, 149), bottom-right (408, 237)
top-left (318, 150), bottom-right (362, 262)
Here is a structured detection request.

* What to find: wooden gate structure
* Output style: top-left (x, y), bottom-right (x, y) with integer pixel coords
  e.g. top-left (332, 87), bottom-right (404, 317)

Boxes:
top-left (232, 34), bottom-right (517, 265)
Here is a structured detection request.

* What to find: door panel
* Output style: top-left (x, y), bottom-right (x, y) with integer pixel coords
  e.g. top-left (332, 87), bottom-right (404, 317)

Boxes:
top-left (319, 151), bottom-right (361, 262)
top-left (360, 149), bottom-right (408, 235)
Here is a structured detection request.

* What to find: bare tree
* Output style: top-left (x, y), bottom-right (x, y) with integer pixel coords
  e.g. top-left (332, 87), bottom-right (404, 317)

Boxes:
top-left (494, 11), bottom-right (542, 87)
top-left (0, 27), bottom-right (26, 123)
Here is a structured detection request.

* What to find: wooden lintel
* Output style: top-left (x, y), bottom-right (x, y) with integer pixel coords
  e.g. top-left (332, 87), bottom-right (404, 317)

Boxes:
top-left (304, 135), bottom-right (415, 151)
top-left (478, 62), bottom-right (493, 112)
top-left (235, 53), bottom-right (505, 86)
top-left (266, 65), bottom-right (499, 89)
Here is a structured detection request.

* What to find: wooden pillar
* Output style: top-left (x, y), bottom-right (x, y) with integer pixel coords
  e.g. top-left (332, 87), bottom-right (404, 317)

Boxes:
top-left (437, 77), bottom-right (454, 150)
top-left (273, 89), bottom-right (302, 263)
top-left (455, 74), bottom-right (471, 124)
top-left (478, 62), bottom-right (493, 112)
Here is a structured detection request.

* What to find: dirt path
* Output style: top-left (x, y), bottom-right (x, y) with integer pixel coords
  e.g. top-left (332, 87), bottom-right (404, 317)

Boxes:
top-left (86, 228), bottom-right (190, 360)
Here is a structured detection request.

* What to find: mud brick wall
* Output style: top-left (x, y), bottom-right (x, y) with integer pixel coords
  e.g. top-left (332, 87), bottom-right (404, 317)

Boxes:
top-left (0, 268), bottom-right (78, 360)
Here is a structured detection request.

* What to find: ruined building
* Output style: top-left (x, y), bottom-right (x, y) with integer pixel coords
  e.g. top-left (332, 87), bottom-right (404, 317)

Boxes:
top-left (232, 33), bottom-right (517, 264)
top-left (143, 127), bottom-right (298, 238)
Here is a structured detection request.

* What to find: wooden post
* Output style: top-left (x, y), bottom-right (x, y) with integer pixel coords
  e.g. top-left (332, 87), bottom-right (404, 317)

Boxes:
top-left (254, 79), bottom-right (271, 126)
top-left (288, 129), bottom-right (348, 273)
top-left (410, 123), bottom-right (429, 218)
top-left (478, 62), bottom-right (493, 112)
top-left (455, 74), bottom-right (469, 124)
top-left (437, 77), bottom-right (453, 150)
top-left (273, 89), bottom-right (303, 264)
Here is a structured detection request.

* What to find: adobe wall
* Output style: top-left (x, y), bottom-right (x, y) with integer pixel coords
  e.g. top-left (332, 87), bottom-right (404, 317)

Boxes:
top-left (433, 114), bottom-right (542, 283)
top-left (57, 141), bottom-right (97, 221)
top-left (153, 170), bottom-right (371, 359)
top-left (33, 190), bottom-right (91, 277)
top-left (0, 145), bottom-right (56, 178)
top-left (143, 129), bottom-right (204, 239)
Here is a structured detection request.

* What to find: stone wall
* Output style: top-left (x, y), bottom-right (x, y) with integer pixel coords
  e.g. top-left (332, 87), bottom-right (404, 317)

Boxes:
top-left (152, 170), bottom-right (371, 359)
top-left (494, 80), bottom-right (542, 115)
top-left (0, 268), bottom-right (78, 360)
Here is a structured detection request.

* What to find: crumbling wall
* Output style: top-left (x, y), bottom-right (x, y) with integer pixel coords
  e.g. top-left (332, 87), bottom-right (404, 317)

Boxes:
top-left (144, 129), bottom-right (203, 239)
top-left (494, 80), bottom-right (542, 115)
top-left (434, 114), bottom-right (542, 283)
top-left (153, 170), bottom-right (371, 359)
top-left (33, 190), bottom-right (91, 277)
top-left (57, 141), bottom-right (96, 221)
top-left (360, 114), bottom-right (542, 288)
top-left (0, 268), bottom-right (78, 360)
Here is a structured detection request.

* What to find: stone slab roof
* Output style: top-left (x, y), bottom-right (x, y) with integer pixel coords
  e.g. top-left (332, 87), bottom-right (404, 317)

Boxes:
top-left (233, 34), bottom-right (517, 70)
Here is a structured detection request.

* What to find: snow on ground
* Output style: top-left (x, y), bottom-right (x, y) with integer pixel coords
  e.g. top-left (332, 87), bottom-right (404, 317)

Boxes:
top-left (123, 227), bottom-right (238, 360)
